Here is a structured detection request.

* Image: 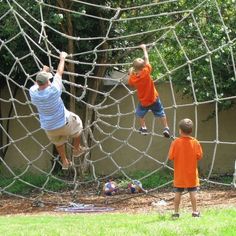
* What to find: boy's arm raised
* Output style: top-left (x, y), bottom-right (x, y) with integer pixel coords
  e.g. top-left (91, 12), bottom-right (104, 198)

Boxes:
top-left (140, 44), bottom-right (149, 65)
top-left (56, 51), bottom-right (68, 76)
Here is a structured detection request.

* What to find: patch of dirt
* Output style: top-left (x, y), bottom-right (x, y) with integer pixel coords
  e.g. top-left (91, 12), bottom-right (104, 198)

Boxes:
top-left (0, 186), bottom-right (235, 215)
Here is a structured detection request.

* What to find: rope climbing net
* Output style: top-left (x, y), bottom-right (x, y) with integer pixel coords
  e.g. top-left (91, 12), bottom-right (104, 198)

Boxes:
top-left (0, 0), bottom-right (236, 204)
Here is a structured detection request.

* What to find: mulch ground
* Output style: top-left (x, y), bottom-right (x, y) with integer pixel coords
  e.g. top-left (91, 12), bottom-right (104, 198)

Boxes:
top-left (0, 186), bottom-right (235, 215)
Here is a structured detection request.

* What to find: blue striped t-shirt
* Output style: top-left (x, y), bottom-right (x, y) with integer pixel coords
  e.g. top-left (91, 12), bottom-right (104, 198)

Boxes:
top-left (30, 73), bottom-right (70, 131)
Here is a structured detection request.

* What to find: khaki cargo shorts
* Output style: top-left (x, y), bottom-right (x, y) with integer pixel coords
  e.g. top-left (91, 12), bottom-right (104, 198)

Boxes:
top-left (46, 112), bottom-right (83, 146)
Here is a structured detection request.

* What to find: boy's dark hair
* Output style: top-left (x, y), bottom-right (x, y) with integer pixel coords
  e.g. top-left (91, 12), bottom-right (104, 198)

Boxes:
top-left (179, 118), bottom-right (193, 134)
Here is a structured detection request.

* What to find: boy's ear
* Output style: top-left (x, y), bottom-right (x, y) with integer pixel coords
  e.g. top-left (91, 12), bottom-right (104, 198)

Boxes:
top-left (128, 67), bottom-right (134, 75)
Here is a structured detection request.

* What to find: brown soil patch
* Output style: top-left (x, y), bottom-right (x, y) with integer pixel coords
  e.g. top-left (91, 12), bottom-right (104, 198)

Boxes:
top-left (0, 186), bottom-right (235, 215)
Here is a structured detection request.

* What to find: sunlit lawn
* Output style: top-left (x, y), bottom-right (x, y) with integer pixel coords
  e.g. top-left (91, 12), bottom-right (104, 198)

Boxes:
top-left (0, 208), bottom-right (236, 236)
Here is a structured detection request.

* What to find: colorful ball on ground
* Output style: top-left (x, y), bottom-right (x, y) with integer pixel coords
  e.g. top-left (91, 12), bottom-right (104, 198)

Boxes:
top-left (104, 181), bottom-right (117, 196)
top-left (128, 180), bottom-right (143, 193)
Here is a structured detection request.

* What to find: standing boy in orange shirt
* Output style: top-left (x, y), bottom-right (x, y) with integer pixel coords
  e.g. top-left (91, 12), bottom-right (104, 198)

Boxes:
top-left (168, 118), bottom-right (203, 218)
top-left (128, 44), bottom-right (170, 138)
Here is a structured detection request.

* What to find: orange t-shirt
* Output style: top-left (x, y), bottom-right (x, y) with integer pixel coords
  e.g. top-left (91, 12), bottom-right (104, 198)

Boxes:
top-left (168, 136), bottom-right (203, 188)
top-left (128, 64), bottom-right (159, 107)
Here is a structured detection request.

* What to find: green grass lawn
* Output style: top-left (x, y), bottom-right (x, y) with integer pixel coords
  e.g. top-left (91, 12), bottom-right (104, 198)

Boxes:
top-left (0, 208), bottom-right (235, 236)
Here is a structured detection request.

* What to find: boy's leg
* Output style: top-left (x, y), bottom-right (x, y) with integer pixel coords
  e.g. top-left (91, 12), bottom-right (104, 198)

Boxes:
top-left (72, 135), bottom-right (86, 157)
top-left (189, 191), bottom-right (197, 212)
top-left (72, 135), bottom-right (80, 151)
top-left (174, 192), bottom-right (181, 214)
top-left (160, 115), bottom-right (168, 128)
top-left (172, 188), bottom-right (183, 218)
top-left (45, 130), bottom-right (70, 169)
top-left (189, 189), bottom-right (201, 217)
top-left (151, 99), bottom-right (170, 138)
top-left (55, 144), bottom-right (70, 169)
top-left (136, 104), bottom-right (148, 134)
top-left (67, 113), bottom-right (85, 156)
top-left (139, 117), bottom-right (148, 135)
top-left (140, 117), bottom-right (146, 128)
top-left (161, 116), bottom-right (170, 138)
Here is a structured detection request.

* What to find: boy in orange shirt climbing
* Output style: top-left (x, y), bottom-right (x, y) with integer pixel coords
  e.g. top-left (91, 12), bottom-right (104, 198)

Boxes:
top-left (128, 44), bottom-right (170, 138)
top-left (169, 118), bottom-right (203, 218)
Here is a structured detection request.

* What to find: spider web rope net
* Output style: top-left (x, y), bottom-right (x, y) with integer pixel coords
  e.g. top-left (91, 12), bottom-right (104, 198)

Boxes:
top-left (0, 0), bottom-right (236, 204)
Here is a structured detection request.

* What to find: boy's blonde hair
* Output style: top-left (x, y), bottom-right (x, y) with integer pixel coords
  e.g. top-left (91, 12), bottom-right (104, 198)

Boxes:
top-left (179, 118), bottom-right (193, 134)
top-left (132, 58), bottom-right (145, 72)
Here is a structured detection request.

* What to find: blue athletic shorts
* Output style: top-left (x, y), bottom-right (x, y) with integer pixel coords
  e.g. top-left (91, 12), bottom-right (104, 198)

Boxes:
top-left (135, 98), bottom-right (166, 118)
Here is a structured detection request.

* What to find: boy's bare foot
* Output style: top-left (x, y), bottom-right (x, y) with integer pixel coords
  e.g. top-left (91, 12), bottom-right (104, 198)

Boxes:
top-left (73, 145), bottom-right (86, 157)
top-left (62, 160), bottom-right (72, 170)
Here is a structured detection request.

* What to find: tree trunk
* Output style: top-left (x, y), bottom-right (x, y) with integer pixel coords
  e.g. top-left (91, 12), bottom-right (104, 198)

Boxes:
top-left (66, 15), bottom-right (75, 113)
top-left (0, 85), bottom-right (19, 160)
top-left (82, 20), bottom-right (109, 173)
top-left (0, 88), bottom-right (3, 160)
top-left (82, 54), bottom-right (108, 174)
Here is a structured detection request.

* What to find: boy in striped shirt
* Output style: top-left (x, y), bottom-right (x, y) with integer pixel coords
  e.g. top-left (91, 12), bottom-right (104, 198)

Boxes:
top-left (30, 52), bottom-right (84, 170)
